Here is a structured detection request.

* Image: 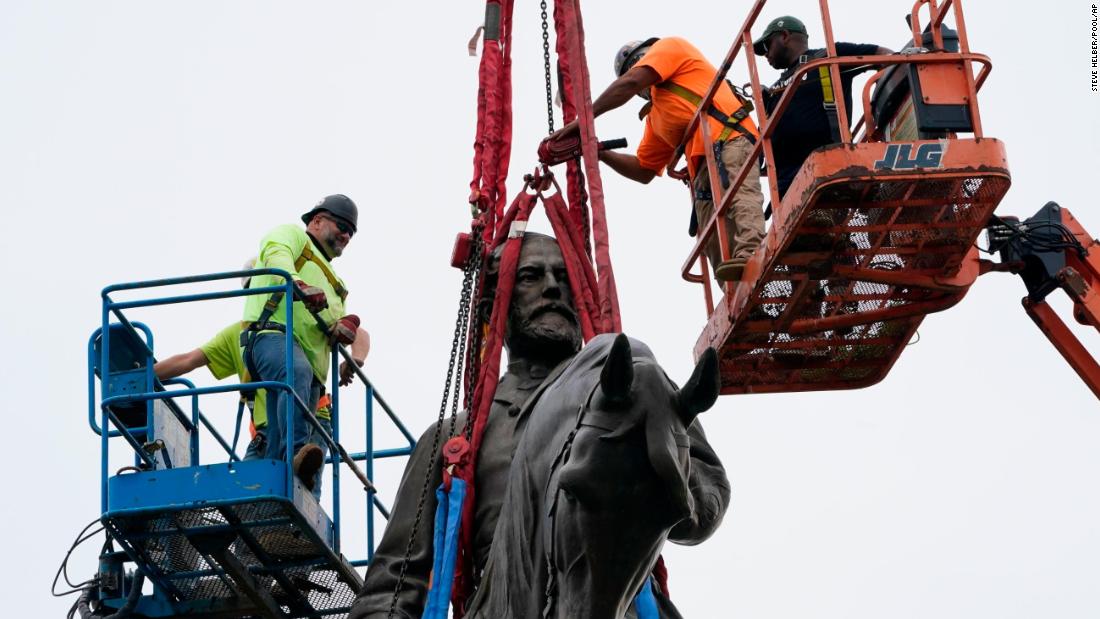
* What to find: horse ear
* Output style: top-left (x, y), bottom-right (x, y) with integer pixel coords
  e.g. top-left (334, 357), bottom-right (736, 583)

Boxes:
top-left (677, 347), bottom-right (720, 424)
top-left (600, 333), bottom-right (634, 403)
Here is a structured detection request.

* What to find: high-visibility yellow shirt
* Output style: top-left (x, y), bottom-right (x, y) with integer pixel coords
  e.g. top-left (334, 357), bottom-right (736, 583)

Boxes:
top-left (200, 321), bottom-right (332, 426)
top-left (243, 224), bottom-right (347, 383)
top-left (201, 322), bottom-right (268, 428)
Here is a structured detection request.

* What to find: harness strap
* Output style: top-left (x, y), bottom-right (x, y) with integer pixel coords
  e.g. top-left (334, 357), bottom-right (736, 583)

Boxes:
top-left (656, 81), bottom-right (756, 144)
top-left (771, 50), bottom-right (843, 143)
top-left (296, 244), bottom-right (349, 301)
top-left (239, 321), bottom-right (287, 386)
top-left (817, 64), bottom-right (841, 142)
top-left (241, 239), bottom-right (348, 381)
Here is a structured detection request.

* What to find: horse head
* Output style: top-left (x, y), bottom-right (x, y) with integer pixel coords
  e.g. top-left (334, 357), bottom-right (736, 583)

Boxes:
top-left (548, 333), bottom-right (720, 618)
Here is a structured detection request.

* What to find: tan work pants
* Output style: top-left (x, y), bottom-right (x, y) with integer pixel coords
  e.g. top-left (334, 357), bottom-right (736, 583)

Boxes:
top-left (692, 136), bottom-right (765, 271)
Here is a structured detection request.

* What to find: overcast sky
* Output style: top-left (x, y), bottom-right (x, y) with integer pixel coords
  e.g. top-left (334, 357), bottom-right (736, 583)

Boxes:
top-left (5, 1), bottom-right (1100, 617)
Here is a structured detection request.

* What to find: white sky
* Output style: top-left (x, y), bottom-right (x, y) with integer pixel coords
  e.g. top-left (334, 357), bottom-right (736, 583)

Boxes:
top-left (4, 1), bottom-right (1100, 617)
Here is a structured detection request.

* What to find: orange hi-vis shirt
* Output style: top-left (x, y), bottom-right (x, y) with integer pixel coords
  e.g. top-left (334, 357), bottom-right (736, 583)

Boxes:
top-left (634, 37), bottom-right (758, 180)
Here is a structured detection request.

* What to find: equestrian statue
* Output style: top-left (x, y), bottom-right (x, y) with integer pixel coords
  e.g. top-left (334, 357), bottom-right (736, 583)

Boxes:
top-left (349, 232), bottom-right (729, 619)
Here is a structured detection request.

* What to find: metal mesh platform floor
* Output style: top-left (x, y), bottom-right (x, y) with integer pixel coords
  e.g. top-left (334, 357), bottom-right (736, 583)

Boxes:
top-left (697, 140), bottom-right (1011, 394)
top-left (104, 498), bottom-right (362, 618)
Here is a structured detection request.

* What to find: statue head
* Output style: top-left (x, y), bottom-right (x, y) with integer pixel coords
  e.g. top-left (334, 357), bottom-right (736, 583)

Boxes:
top-left (482, 232), bottom-right (582, 365)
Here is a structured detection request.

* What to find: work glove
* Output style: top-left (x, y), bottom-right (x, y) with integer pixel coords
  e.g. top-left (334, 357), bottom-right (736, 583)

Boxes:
top-left (538, 133), bottom-right (583, 166)
top-left (537, 135), bottom-right (630, 167)
top-left (331, 314), bottom-right (360, 347)
top-left (295, 280), bottom-right (328, 312)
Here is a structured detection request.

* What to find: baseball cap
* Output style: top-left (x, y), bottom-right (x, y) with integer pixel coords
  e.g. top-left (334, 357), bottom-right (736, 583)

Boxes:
top-left (753, 16), bottom-right (808, 55)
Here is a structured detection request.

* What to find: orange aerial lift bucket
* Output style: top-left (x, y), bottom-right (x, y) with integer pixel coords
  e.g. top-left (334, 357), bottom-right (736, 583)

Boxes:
top-left (700, 139), bottom-right (1010, 393)
top-left (673, 0), bottom-right (1010, 393)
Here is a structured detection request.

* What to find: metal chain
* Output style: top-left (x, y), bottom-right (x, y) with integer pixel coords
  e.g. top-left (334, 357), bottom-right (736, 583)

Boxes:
top-left (449, 232), bottom-right (484, 439)
top-left (462, 235), bottom-right (489, 443)
top-left (387, 236), bottom-right (482, 619)
top-left (448, 297), bottom-right (473, 440)
top-left (540, 0), bottom-right (555, 134)
top-left (463, 290), bottom-right (485, 443)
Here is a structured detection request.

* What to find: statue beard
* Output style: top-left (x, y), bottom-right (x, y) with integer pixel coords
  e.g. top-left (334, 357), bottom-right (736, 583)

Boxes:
top-left (505, 302), bottom-right (583, 362)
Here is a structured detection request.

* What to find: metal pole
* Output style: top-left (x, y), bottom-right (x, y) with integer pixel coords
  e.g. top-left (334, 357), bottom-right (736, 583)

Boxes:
top-left (331, 347), bottom-right (342, 553)
top-left (284, 280), bottom-right (295, 498)
top-left (100, 305), bottom-right (110, 514)
top-left (192, 394), bottom-right (201, 463)
top-left (818, 0), bottom-right (852, 144)
top-left (951, 0), bottom-right (984, 137)
top-left (144, 328), bottom-right (155, 456)
top-left (366, 382), bottom-right (376, 559)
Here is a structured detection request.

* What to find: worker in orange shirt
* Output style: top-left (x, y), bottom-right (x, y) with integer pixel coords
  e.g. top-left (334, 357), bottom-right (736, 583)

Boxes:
top-left (548, 36), bottom-right (764, 282)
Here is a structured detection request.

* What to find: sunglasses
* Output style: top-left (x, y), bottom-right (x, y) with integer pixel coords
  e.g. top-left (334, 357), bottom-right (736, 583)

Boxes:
top-left (760, 31), bottom-right (786, 55)
top-left (322, 215), bottom-right (355, 237)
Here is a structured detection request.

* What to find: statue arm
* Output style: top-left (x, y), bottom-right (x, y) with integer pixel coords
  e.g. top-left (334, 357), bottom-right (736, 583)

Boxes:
top-left (668, 421), bottom-right (730, 545)
top-left (349, 421), bottom-right (448, 619)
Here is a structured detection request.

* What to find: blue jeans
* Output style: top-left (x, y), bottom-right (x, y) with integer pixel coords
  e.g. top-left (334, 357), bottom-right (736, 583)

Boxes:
top-left (247, 333), bottom-right (321, 466)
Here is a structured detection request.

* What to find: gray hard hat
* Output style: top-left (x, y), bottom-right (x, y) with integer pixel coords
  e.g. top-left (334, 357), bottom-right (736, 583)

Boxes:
top-left (614, 37), bottom-right (659, 77)
top-left (241, 257), bottom-right (257, 289)
top-left (301, 194), bottom-right (358, 233)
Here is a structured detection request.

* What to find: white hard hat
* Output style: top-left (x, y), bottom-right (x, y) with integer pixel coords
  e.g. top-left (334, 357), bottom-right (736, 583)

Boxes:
top-left (614, 37), bottom-right (659, 77)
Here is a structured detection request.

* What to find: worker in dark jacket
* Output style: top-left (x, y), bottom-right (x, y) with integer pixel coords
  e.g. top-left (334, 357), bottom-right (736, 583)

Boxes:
top-left (754, 16), bottom-right (893, 198)
top-left (348, 232), bottom-right (730, 619)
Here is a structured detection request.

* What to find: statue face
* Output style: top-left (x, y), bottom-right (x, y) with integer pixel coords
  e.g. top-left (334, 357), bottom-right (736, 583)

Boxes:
top-left (505, 236), bottom-right (582, 361)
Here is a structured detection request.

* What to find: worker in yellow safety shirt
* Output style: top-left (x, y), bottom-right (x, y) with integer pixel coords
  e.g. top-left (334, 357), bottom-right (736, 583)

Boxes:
top-left (241, 194), bottom-right (363, 497)
top-left (154, 319), bottom-right (370, 463)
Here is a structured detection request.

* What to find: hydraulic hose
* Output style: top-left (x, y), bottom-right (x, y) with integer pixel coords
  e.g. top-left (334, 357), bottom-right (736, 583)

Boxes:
top-left (103, 569), bottom-right (144, 619)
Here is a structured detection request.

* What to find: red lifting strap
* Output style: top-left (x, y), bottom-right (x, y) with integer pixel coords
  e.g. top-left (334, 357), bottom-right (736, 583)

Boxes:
top-left (450, 190), bottom-right (533, 616)
top-left (450, 177), bottom-right (607, 616)
top-left (550, 4), bottom-right (593, 262)
top-left (448, 0), bottom-right (626, 612)
top-left (469, 0), bottom-right (515, 243)
top-left (553, 0), bottom-right (621, 333)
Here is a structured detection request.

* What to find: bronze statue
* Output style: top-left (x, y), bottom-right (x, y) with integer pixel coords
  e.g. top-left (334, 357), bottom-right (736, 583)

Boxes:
top-left (465, 332), bottom-right (720, 618)
top-left (349, 233), bottom-right (729, 618)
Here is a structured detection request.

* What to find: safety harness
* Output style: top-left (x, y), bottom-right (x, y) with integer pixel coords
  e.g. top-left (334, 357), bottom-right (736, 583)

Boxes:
top-left (759, 50), bottom-right (846, 223)
top-left (770, 50), bottom-right (842, 142)
top-left (656, 80), bottom-right (757, 144)
top-left (812, 55), bottom-right (842, 142)
top-left (241, 239), bottom-right (348, 386)
top-left (657, 80), bottom-right (760, 236)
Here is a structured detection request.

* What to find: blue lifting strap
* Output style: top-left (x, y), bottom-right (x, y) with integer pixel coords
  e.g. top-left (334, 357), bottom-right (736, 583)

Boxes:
top-left (633, 575), bottom-right (660, 618)
top-left (423, 477), bottom-right (658, 618)
top-left (421, 478), bottom-right (468, 619)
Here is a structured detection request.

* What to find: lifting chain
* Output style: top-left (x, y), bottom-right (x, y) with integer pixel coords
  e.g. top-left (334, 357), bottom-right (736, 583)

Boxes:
top-left (462, 313), bottom-right (485, 443)
top-left (462, 273), bottom-right (486, 438)
top-left (387, 229), bottom-right (485, 619)
top-left (540, 0), bottom-right (555, 134)
top-left (453, 232), bottom-right (485, 440)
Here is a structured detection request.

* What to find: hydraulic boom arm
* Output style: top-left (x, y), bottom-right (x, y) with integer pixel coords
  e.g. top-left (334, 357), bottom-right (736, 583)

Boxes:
top-left (983, 202), bottom-right (1100, 398)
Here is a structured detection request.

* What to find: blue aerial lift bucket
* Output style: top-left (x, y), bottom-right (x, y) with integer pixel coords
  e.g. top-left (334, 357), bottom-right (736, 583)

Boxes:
top-left (86, 269), bottom-right (415, 618)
